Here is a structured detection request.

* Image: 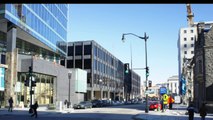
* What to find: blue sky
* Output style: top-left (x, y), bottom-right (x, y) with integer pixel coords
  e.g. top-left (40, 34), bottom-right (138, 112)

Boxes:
top-left (68, 4), bottom-right (213, 85)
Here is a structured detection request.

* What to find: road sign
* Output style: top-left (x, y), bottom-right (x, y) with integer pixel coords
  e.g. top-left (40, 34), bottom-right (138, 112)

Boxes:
top-left (145, 90), bottom-right (154, 94)
top-left (159, 87), bottom-right (167, 95)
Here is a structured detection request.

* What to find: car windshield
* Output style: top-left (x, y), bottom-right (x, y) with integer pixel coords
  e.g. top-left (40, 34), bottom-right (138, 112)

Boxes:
top-left (80, 102), bottom-right (86, 104)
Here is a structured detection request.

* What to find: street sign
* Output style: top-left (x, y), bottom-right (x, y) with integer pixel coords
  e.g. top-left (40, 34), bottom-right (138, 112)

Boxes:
top-left (159, 87), bottom-right (167, 95)
top-left (145, 90), bottom-right (154, 94)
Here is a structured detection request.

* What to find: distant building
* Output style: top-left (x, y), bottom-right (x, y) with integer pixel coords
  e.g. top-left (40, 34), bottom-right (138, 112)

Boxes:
top-left (63, 40), bottom-right (141, 101)
top-left (156, 82), bottom-right (168, 88)
top-left (178, 25), bottom-right (197, 96)
top-left (167, 75), bottom-right (179, 96)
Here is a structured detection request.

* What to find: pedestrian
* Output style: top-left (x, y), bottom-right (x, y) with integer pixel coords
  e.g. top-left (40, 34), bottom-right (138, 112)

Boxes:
top-left (8, 97), bottom-right (13, 112)
top-left (161, 97), bottom-right (165, 112)
top-left (64, 99), bottom-right (67, 108)
top-left (31, 101), bottom-right (39, 118)
top-left (187, 103), bottom-right (195, 120)
top-left (64, 99), bottom-right (68, 105)
top-left (168, 95), bottom-right (175, 109)
top-left (199, 103), bottom-right (207, 120)
top-left (163, 94), bottom-right (168, 111)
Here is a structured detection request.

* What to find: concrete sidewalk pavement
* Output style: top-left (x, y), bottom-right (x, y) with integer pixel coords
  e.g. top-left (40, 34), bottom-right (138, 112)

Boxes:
top-left (0, 106), bottom-right (74, 116)
top-left (133, 105), bottom-right (213, 120)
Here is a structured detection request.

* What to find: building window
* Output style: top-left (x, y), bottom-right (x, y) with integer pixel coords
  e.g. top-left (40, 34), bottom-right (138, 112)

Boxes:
top-left (184, 38), bottom-right (187, 41)
top-left (98, 48), bottom-right (102, 59)
top-left (191, 51), bottom-right (194, 54)
top-left (1, 54), bottom-right (6, 64)
top-left (93, 60), bottom-right (97, 70)
top-left (68, 46), bottom-right (73, 56)
top-left (84, 45), bottom-right (91, 55)
top-left (184, 44), bottom-right (187, 48)
top-left (75, 45), bottom-right (82, 56)
top-left (184, 51), bottom-right (187, 54)
top-left (84, 59), bottom-right (91, 69)
top-left (67, 60), bottom-right (73, 68)
top-left (75, 59), bottom-right (82, 68)
top-left (191, 29), bottom-right (193, 33)
top-left (87, 73), bottom-right (91, 84)
top-left (93, 46), bottom-right (97, 57)
top-left (60, 59), bottom-right (65, 66)
top-left (191, 37), bottom-right (194, 41)
top-left (191, 44), bottom-right (194, 47)
top-left (184, 30), bottom-right (187, 33)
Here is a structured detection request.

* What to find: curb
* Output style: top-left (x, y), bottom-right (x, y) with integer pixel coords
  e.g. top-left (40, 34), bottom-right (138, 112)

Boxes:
top-left (132, 114), bottom-right (147, 120)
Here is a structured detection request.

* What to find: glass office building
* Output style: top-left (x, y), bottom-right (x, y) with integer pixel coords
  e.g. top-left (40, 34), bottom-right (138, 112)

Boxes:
top-left (2, 4), bottom-right (68, 56)
top-left (0, 4), bottom-right (68, 106)
top-left (64, 40), bottom-right (141, 101)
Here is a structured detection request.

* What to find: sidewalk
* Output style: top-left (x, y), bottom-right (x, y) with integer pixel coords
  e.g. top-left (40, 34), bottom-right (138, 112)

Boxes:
top-left (0, 106), bottom-right (74, 116)
top-left (133, 104), bottom-right (213, 120)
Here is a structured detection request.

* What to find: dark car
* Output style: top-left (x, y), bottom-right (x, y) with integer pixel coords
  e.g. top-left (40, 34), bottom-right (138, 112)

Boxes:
top-left (73, 101), bottom-right (92, 109)
top-left (101, 100), bottom-right (111, 107)
top-left (149, 101), bottom-right (162, 110)
top-left (91, 99), bottom-right (103, 107)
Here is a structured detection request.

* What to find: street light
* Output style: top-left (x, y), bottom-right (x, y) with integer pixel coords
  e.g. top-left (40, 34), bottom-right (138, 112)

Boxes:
top-left (68, 70), bottom-right (72, 108)
top-left (99, 79), bottom-right (103, 100)
top-left (121, 32), bottom-right (149, 113)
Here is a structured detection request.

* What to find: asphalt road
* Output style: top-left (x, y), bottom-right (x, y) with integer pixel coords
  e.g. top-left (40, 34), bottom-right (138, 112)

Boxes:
top-left (0, 104), bottom-right (146, 120)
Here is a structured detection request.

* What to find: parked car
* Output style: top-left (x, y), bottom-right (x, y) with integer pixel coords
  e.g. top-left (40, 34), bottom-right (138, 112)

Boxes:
top-left (91, 99), bottom-right (103, 107)
top-left (73, 101), bottom-right (92, 109)
top-left (101, 100), bottom-right (111, 107)
top-left (149, 101), bottom-right (162, 110)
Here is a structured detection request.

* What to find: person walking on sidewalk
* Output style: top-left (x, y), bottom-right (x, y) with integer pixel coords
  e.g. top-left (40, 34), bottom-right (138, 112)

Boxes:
top-left (31, 101), bottom-right (39, 118)
top-left (199, 103), bottom-right (207, 120)
top-left (187, 103), bottom-right (195, 120)
top-left (8, 97), bottom-right (13, 112)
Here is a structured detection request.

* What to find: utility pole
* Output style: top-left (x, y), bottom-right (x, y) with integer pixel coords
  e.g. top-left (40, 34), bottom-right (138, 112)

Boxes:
top-left (144, 33), bottom-right (149, 113)
top-left (121, 32), bottom-right (149, 113)
top-left (29, 53), bottom-right (33, 108)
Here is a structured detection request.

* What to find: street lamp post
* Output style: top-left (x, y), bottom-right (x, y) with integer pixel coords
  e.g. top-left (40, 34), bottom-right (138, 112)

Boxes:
top-left (121, 32), bottom-right (149, 113)
top-left (99, 79), bottom-right (103, 100)
top-left (68, 71), bottom-right (72, 108)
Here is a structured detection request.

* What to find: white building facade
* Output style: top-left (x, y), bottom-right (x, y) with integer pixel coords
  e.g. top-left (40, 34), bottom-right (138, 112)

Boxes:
top-left (178, 26), bottom-right (197, 95)
top-left (167, 75), bottom-right (179, 96)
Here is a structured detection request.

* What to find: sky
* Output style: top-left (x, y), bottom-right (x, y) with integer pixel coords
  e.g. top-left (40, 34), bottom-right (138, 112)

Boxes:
top-left (67, 4), bottom-right (213, 85)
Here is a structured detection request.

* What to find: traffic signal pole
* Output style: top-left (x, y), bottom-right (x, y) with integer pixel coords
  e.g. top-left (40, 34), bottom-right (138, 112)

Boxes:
top-left (30, 53), bottom-right (33, 108)
top-left (144, 33), bottom-right (149, 113)
top-left (122, 32), bottom-right (149, 113)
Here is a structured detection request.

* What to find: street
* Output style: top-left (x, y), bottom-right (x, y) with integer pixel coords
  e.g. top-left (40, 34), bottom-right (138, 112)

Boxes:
top-left (1, 103), bottom-right (213, 120)
top-left (0, 104), bottom-right (144, 120)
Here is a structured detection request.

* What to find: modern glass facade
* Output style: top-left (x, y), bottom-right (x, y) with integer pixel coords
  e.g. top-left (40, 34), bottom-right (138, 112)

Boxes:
top-left (0, 4), bottom-right (69, 106)
top-left (17, 73), bottom-right (54, 105)
top-left (1, 4), bottom-right (68, 56)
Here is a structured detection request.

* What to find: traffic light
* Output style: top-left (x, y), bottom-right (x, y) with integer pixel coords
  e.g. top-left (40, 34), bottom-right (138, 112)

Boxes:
top-left (31, 80), bottom-right (36, 87)
top-left (146, 67), bottom-right (149, 77)
top-left (148, 80), bottom-right (152, 87)
top-left (24, 80), bottom-right (29, 86)
top-left (29, 66), bottom-right (32, 76)
top-left (124, 63), bottom-right (129, 74)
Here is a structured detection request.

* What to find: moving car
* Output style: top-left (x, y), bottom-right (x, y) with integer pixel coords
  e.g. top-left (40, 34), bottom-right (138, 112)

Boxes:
top-left (149, 101), bottom-right (162, 110)
top-left (73, 101), bottom-right (92, 109)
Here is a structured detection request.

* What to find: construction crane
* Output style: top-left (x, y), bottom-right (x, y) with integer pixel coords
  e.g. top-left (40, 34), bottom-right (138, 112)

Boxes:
top-left (186, 4), bottom-right (194, 27)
